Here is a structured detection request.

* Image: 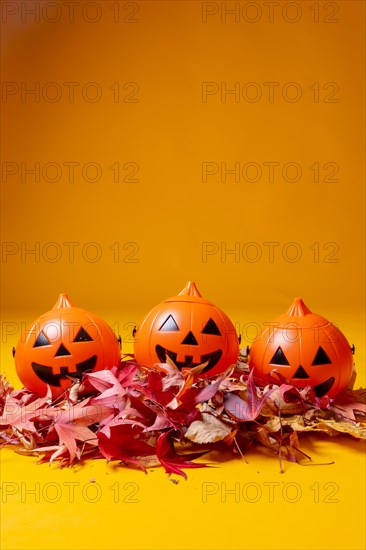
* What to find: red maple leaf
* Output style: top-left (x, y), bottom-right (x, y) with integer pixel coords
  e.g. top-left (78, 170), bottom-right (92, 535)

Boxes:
top-left (98, 423), bottom-right (156, 472)
top-left (156, 430), bottom-right (208, 479)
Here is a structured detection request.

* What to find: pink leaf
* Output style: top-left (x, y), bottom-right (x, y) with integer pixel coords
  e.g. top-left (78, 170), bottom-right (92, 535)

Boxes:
top-left (114, 362), bottom-right (139, 386)
top-left (144, 414), bottom-right (173, 432)
top-left (224, 370), bottom-right (275, 421)
top-left (37, 401), bottom-right (111, 426)
top-left (54, 423), bottom-right (97, 464)
top-left (0, 391), bottom-right (52, 432)
top-left (194, 372), bottom-right (228, 404)
top-left (280, 384), bottom-right (303, 403)
top-left (84, 369), bottom-right (120, 393)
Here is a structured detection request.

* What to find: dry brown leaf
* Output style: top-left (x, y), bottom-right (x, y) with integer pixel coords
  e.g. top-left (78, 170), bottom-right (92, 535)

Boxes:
top-left (255, 426), bottom-right (279, 449)
top-left (309, 420), bottom-right (366, 439)
top-left (264, 415), bottom-right (306, 432)
top-left (186, 407), bottom-right (232, 444)
top-left (264, 414), bottom-right (366, 439)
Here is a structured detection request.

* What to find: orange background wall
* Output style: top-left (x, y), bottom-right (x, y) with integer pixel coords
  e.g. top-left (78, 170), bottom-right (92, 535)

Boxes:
top-left (0, 3), bottom-right (365, 550)
top-left (1, 1), bottom-right (364, 383)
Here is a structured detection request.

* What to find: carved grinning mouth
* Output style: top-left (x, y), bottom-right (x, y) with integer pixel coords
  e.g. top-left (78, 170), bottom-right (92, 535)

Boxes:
top-left (31, 355), bottom-right (97, 386)
top-left (290, 365), bottom-right (335, 397)
top-left (313, 376), bottom-right (335, 397)
top-left (155, 345), bottom-right (222, 373)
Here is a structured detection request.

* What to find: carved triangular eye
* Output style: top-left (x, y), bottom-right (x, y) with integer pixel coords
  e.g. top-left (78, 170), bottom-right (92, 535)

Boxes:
top-left (202, 318), bottom-right (221, 336)
top-left (73, 327), bottom-right (93, 342)
top-left (269, 347), bottom-right (290, 366)
top-left (33, 332), bottom-right (51, 347)
top-left (312, 346), bottom-right (332, 365)
top-left (159, 315), bottom-right (179, 331)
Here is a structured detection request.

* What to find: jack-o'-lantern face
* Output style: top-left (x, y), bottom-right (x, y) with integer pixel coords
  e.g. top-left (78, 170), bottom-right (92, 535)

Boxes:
top-left (134, 281), bottom-right (239, 376)
top-left (14, 294), bottom-right (121, 397)
top-left (249, 298), bottom-right (354, 398)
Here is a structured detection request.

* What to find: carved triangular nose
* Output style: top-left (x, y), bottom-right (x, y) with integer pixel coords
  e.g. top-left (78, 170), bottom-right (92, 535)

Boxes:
top-left (293, 366), bottom-right (309, 379)
top-left (181, 331), bottom-right (198, 345)
top-left (55, 344), bottom-right (71, 357)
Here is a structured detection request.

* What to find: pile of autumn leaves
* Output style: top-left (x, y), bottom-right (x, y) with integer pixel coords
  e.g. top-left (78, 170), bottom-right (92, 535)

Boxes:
top-left (0, 357), bottom-right (365, 477)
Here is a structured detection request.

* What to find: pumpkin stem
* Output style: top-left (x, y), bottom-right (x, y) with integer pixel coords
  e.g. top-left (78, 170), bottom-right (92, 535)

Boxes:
top-left (178, 281), bottom-right (202, 297)
top-left (52, 294), bottom-right (74, 309)
top-left (286, 298), bottom-right (312, 317)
